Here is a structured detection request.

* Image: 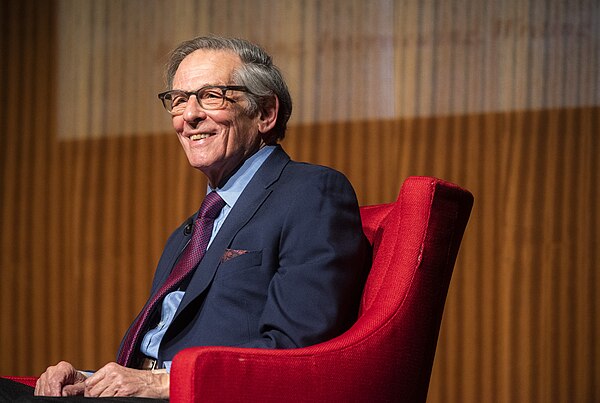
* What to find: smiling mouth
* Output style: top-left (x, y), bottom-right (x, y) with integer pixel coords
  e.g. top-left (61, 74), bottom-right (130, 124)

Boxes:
top-left (190, 133), bottom-right (213, 141)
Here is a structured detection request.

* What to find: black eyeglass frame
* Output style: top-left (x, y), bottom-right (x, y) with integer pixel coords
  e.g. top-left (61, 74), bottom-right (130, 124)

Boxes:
top-left (158, 85), bottom-right (251, 114)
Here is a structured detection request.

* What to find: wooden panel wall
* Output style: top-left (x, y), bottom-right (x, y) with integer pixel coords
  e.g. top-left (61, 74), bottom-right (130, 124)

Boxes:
top-left (1, 1), bottom-right (598, 402)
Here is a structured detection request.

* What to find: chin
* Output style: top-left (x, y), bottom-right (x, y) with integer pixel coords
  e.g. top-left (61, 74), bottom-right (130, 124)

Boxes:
top-left (184, 151), bottom-right (212, 168)
top-left (188, 161), bottom-right (211, 171)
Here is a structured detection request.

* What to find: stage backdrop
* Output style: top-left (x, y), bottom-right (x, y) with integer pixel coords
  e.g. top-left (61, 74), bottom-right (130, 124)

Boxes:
top-left (1, 1), bottom-right (598, 402)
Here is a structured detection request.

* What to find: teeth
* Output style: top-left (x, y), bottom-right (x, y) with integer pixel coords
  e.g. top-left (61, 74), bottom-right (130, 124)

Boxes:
top-left (190, 133), bottom-right (211, 141)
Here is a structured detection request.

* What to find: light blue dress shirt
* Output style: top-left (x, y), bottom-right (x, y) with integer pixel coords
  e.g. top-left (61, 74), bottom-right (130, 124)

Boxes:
top-left (139, 146), bottom-right (275, 372)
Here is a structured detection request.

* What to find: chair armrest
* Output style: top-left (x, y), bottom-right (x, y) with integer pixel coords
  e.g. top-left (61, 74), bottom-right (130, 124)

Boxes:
top-left (170, 345), bottom-right (359, 403)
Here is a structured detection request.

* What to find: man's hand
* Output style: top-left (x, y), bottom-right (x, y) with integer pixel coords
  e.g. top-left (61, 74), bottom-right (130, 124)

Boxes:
top-left (35, 361), bottom-right (87, 396)
top-left (67, 362), bottom-right (170, 398)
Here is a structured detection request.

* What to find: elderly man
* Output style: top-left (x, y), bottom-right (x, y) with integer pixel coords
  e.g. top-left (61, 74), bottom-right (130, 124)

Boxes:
top-left (1, 35), bottom-right (368, 401)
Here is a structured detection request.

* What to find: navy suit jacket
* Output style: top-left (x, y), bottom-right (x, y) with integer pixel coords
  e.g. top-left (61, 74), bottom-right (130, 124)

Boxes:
top-left (120, 146), bottom-right (369, 366)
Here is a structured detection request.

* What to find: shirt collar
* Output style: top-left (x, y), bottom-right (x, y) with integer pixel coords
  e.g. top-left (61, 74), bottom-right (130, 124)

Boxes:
top-left (207, 145), bottom-right (276, 209)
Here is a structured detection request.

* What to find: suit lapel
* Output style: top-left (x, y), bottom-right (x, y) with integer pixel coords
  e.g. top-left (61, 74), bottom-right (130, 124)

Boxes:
top-left (171, 146), bottom-right (290, 320)
top-left (151, 217), bottom-right (194, 296)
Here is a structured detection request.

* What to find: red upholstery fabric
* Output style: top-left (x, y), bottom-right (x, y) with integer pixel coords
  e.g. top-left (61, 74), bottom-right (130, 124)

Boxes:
top-left (169, 176), bottom-right (474, 403)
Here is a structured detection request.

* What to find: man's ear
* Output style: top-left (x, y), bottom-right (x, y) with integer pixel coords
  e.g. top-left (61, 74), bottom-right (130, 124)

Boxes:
top-left (257, 96), bottom-right (279, 134)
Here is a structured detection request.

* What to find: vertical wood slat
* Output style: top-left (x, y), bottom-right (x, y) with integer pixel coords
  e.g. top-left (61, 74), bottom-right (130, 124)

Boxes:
top-left (16, 0), bottom-right (35, 375)
top-left (1, 1), bottom-right (599, 402)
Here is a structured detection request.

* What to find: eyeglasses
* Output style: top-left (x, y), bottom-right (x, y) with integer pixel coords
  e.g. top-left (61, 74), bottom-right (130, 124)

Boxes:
top-left (158, 85), bottom-right (251, 115)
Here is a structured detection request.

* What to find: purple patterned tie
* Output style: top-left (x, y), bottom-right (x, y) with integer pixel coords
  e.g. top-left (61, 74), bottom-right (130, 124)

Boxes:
top-left (117, 191), bottom-right (226, 367)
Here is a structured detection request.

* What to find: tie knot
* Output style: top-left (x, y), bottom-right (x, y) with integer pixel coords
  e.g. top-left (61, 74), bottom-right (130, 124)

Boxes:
top-left (198, 191), bottom-right (226, 219)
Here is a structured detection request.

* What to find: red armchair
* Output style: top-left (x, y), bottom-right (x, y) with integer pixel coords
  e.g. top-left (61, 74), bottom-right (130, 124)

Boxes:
top-left (4, 176), bottom-right (473, 402)
top-left (169, 176), bottom-right (473, 402)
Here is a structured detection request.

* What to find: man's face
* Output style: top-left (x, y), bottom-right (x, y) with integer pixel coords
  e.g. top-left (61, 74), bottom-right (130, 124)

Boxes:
top-left (171, 49), bottom-right (266, 187)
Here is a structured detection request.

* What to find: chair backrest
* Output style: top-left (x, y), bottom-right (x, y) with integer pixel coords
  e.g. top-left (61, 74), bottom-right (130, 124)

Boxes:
top-left (352, 176), bottom-right (473, 402)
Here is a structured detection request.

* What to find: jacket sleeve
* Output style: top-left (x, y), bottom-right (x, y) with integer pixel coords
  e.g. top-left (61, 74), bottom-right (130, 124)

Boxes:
top-left (237, 169), bottom-right (369, 348)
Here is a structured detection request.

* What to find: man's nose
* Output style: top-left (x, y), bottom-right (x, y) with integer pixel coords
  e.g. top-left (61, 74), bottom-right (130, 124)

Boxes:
top-left (183, 95), bottom-right (207, 123)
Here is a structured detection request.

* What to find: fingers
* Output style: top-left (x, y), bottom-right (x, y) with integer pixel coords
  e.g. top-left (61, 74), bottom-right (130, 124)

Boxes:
top-left (82, 362), bottom-right (169, 398)
top-left (62, 382), bottom-right (86, 396)
top-left (84, 362), bottom-right (119, 397)
top-left (35, 360), bottom-right (81, 396)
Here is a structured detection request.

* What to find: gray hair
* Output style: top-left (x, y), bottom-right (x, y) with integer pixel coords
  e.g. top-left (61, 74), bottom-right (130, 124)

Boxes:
top-left (165, 35), bottom-right (292, 143)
